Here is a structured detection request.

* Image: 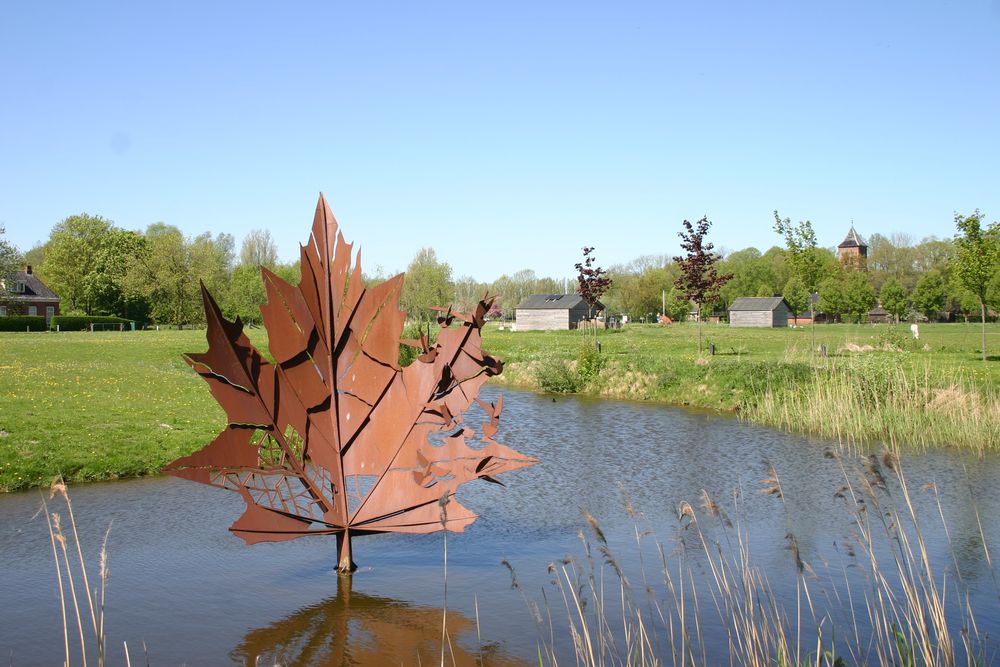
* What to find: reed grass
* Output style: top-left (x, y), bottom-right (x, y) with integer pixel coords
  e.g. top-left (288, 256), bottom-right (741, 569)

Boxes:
top-left (509, 452), bottom-right (994, 666)
top-left (742, 356), bottom-right (1000, 453)
top-left (29, 455), bottom-right (996, 666)
top-left (41, 476), bottom-right (112, 667)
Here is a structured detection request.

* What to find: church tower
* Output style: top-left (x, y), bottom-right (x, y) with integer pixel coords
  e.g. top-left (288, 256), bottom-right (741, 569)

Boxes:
top-left (837, 225), bottom-right (867, 268)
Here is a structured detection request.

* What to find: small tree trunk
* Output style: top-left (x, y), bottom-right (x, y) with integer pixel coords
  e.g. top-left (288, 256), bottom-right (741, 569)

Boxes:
top-left (982, 301), bottom-right (988, 363)
top-left (811, 305), bottom-right (816, 355)
top-left (697, 305), bottom-right (703, 355)
top-left (337, 530), bottom-right (357, 574)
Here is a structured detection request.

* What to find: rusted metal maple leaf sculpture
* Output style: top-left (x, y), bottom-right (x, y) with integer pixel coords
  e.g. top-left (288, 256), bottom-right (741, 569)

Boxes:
top-left (164, 194), bottom-right (538, 573)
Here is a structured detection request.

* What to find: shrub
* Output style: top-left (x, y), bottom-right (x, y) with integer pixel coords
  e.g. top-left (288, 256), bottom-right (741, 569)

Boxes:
top-left (871, 326), bottom-right (910, 352)
top-left (51, 315), bottom-right (132, 331)
top-left (535, 355), bottom-right (581, 393)
top-left (0, 315), bottom-right (47, 331)
top-left (575, 342), bottom-right (605, 384)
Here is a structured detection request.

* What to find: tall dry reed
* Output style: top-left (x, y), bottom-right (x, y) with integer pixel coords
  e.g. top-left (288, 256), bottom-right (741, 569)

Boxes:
top-left (743, 356), bottom-right (1000, 452)
top-left (509, 452), bottom-right (994, 666)
top-left (41, 477), bottom-right (112, 667)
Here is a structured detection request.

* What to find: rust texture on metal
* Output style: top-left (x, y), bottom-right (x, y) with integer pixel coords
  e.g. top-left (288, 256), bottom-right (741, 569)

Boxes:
top-left (164, 194), bottom-right (538, 571)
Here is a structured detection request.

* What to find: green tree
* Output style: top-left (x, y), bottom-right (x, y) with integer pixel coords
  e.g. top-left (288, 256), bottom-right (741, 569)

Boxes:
top-left (0, 226), bottom-right (21, 295)
top-left (956, 290), bottom-right (981, 323)
top-left (190, 232), bottom-right (235, 301)
top-left (41, 214), bottom-right (114, 313)
top-left (953, 209), bottom-right (999, 361)
top-left (125, 224), bottom-right (200, 326)
top-left (604, 259), bottom-right (674, 321)
top-left (224, 264), bottom-right (268, 325)
top-left (817, 276), bottom-right (847, 323)
top-left (773, 211), bottom-right (824, 292)
top-left (879, 278), bottom-right (909, 323)
top-left (719, 247), bottom-right (776, 308)
top-left (487, 269), bottom-right (562, 315)
top-left (453, 275), bottom-right (488, 314)
top-left (239, 229), bottom-right (279, 268)
top-left (911, 270), bottom-right (948, 321)
top-left (912, 237), bottom-right (954, 283)
top-left (782, 276), bottom-right (810, 324)
top-left (762, 246), bottom-right (792, 294)
top-left (867, 232), bottom-right (917, 291)
top-left (987, 267), bottom-right (1000, 314)
top-left (400, 248), bottom-right (454, 321)
top-left (22, 243), bottom-right (45, 275)
top-left (86, 229), bottom-right (150, 319)
top-left (223, 261), bottom-right (301, 326)
top-left (663, 286), bottom-right (690, 322)
top-left (844, 271), bottom-right (876, 323)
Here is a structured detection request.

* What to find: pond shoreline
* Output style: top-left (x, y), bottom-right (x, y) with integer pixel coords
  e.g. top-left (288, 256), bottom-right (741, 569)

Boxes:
top-left (1, 325), bottom-right (997, 493)
top-left (489, 353), bottom-right (1000, 454)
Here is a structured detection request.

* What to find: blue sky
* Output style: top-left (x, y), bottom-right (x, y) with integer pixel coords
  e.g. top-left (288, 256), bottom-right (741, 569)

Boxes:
top-left (2, 1), bottom-right (998, 282)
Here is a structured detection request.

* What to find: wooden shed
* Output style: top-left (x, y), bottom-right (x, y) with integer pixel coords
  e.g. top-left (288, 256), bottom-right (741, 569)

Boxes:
top-left (514, 294), bottom-right (603, 331)
top-left (868, 306), bottom-right (890, 324)
top-left (729, 297), bottom-right (790, 328)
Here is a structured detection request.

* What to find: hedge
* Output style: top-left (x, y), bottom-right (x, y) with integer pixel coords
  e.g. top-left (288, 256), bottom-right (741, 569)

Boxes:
top-left (51, 315), bottom-right (133, 331)
top-left (0, 316), bottom-right (47, 332)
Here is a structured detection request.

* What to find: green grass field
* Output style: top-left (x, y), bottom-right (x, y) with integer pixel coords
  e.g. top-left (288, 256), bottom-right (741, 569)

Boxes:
top-left (0, 322), bottom-right (997, 491)
top-left (485, 321), bottom-right (999, 400)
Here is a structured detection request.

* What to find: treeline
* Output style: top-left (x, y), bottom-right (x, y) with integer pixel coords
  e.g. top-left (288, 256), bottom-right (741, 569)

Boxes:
top-left (8, 210), bottom-right (1000, 327)
top-left (19, 215), bottom-right (298, 326)
top-left (361, 222), bottom-right (1000, 325)
top-left (15, 216), bottom-right (571, 326)
top-left (604, 217), bottom-right (1000, 324)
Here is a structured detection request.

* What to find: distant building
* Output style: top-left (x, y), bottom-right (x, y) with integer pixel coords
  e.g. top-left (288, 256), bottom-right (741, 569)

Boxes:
top-left (868, 306), bottom-right (890, 324)
top-left (789, 292), bottom-right (825, 325)
top-left (514, 294), bottom-right (603, 331)
top-left (837, 226), bottom-right (868, 267)
top-left (729, 297), bottom-right (791, 328)
top-left (1, 266), bottom-right (61, 326)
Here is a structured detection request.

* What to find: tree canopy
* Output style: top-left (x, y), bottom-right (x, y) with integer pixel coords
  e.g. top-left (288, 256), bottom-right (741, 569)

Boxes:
top-left (953, 209), bottom-right (999, 360)
top-left (400, 248), bottom-right (454, 321)
top-left (673, 216), bottom-right (731, 352)
top-left (0, 226), bottom-right (20, 276)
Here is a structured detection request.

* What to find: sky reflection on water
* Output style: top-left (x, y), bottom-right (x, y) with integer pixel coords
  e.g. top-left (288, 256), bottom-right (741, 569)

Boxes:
top-left (1, 387), bottom-right (997, 665)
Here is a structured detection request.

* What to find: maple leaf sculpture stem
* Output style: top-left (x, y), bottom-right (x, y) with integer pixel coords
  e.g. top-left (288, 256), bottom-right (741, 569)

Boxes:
top-left (165, 195), bottom-right (538, 574)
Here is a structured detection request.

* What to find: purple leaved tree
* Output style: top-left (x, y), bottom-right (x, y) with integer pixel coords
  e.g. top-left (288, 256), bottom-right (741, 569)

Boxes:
top-left (673, 217), bottom-right (732, 355)
top-left (575, 246), bottom-right (612, 347)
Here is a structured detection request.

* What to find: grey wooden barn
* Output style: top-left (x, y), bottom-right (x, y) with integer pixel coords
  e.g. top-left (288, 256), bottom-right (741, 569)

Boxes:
top-left (514, 294), bottom-right (603, 331)
top-left (729, 297), bottom-right (791, 328)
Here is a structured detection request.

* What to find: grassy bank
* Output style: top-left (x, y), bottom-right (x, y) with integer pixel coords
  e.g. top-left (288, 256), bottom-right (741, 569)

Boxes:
top-left (484, 322), bottom-right (1000, 452)
top-left (0, 329), bottom-right (256, 492)
top-left (0, 323), bottom-right (997, 491)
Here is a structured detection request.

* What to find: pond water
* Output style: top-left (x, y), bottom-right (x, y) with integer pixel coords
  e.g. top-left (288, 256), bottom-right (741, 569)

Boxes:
top-left (1, 387), bottom-right (998, 665)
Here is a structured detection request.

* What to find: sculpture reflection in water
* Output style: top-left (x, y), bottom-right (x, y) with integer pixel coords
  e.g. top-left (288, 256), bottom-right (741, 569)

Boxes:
top-left (165, 194), bottom-right (538, 573)
top-left (230, 577), bottom-right (527, 667)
